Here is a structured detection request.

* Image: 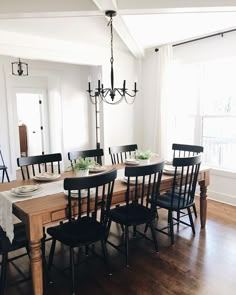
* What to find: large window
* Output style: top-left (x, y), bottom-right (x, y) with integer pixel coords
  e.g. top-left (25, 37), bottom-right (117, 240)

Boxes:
top-left (169, 58), bottom-right (236, 171)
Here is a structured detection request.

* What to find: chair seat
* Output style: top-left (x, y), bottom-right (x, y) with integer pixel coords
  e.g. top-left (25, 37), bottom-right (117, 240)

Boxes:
top-left (156, 193), bottom-right (194, 211)
top-left (109, 203), bottom-right (156, 226)
top-left (47, 216), bottom-right (106, 247)
top-left (0, 222), bottom-right (27, 254)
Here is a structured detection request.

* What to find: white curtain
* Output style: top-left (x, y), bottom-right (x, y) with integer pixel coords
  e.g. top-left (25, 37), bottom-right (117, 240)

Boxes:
top-left (152, 45), bottom-right (173, 160)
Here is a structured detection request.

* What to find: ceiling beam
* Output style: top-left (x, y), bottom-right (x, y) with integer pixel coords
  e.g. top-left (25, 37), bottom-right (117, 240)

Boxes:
top-left (93, 0), bottom-right (144, 58)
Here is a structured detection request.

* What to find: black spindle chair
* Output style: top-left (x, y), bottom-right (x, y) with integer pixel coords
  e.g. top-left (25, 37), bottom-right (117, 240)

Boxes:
top-left (17, 153), bottom-right (62, 180)
top-left (47, 169), bottom-right (117, 295)
top-left (107, 161), bottom-right (164, 267)
top-left (109, 144), bottom-right (138, 164)
top-left (68, 148), bottom-right (104, 168)
top-left (172, 143), bottom-right (203, 218)
top-left (156, 155), bottom-right (202, 245)
top-left (0, 223), bottom-right (30, 295)
top-left (0, 149), bottom-right (10, 183)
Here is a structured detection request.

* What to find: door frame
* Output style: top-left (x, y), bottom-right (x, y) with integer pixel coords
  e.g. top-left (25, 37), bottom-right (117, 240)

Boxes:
top-left (14, 88), bottom-right (50, 158)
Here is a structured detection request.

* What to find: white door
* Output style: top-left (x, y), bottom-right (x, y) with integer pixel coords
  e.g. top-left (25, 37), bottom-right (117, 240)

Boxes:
top-left (16, 92), bottom-right (47, 156)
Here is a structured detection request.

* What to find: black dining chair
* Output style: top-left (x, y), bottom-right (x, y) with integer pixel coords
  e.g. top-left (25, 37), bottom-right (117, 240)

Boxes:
top-left (68, 148), bottom-right (104, 167)
top-left (156, 155), bottom-right (202, 245)
top-left (109, 144), bottom-right (138, 164)
top-left (0, 223), bottom-right (30, 295)
top-left (106, 161), bottom-right (164, 267)
top-left (0, 148), bottom-right (10, 183)
top-left (47, 169), bottom-right (117, 295)
top-left (172, 143), bottom-right (203, 218)
top-left (17, 153), bottom-right (62, 180)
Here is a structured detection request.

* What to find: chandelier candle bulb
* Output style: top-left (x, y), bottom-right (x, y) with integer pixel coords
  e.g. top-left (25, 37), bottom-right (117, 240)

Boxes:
top-left (123, 80), bottom-right (126, 90)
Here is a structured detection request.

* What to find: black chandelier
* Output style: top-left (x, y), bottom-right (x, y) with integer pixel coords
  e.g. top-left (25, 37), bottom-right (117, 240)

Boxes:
top-left (87, 10), bottom-right (138, 105)
top-left (12, 58), bottom-right (28, 76)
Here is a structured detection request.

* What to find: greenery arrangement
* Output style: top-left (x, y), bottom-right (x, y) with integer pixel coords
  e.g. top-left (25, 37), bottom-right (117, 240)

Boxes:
top-left (73, 158), bottom-right (95, 171)
top-left (135, 150), bottom-right (153, 160)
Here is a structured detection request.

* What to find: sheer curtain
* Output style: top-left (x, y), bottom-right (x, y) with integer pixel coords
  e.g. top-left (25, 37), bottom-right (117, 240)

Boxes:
top-left (152, 45), bottom-right (173, 160)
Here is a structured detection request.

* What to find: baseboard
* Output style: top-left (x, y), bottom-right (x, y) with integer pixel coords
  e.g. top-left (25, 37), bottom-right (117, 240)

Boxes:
top-left (207, 190), bottom-right (236, 206)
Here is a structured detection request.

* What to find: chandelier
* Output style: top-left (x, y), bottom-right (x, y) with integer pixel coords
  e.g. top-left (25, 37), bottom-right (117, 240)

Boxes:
top-left (12, 58), bottom-right (29, 76)
top-left (87, 10), bottom-right (138, 105)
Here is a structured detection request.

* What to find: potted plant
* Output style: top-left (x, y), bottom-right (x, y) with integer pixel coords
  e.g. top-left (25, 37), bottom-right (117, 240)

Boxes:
top-left (73, 158), bottom-right (95, 177)
top-left (135, 150), bottom-right (153, 165)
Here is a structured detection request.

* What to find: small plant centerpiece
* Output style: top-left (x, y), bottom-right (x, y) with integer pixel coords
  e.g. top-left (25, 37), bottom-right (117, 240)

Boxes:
top-left (135, 150), bottom-right (153, 165)
top-left (73, 158), bottom-right (95, 177)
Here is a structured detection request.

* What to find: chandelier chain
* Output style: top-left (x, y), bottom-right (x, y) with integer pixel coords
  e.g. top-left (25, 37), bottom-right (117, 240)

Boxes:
top-left (109, 16), bottom-right (114, 65)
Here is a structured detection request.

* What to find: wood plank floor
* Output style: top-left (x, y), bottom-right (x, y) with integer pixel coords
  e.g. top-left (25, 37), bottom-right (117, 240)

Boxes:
top-left (4, 198), bottom-right (236, 295)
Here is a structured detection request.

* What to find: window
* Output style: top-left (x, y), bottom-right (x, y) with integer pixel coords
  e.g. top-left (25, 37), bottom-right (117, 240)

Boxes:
top-left (168, 58), bottom-right (236, 171)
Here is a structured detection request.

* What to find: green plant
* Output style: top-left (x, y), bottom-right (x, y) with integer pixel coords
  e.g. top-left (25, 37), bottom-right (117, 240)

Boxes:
top-left (73, 158), bottom-right (95, 171)
top-left (135, 150), bottom-right (153, 160)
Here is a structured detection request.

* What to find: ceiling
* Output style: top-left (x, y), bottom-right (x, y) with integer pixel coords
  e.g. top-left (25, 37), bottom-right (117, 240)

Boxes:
top-left (0, 0), bottom-right (236, 58)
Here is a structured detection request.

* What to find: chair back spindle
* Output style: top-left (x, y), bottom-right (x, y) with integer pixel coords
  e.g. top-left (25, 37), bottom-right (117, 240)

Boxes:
top-left (109, 144), bottom-right (138, 164)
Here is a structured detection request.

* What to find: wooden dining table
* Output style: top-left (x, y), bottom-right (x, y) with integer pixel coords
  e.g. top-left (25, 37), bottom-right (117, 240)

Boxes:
top-left (0, 164), bottom-right (210, 295)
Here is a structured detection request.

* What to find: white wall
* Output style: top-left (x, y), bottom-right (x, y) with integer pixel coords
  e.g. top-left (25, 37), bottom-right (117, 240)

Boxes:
top-left (141, 31), bottom-right (236, 206)
top-left (0, 47), bottom-right (139, 178)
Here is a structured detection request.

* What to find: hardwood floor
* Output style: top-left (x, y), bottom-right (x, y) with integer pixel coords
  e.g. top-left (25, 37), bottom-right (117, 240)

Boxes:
top-left (4, 198), bottom-right (236, 295)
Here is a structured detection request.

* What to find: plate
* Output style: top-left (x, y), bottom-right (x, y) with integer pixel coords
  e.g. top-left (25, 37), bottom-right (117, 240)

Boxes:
top-left (12, 185), bottom-right (40, 194)
top-left (121, 176), bottom-right (143, 185)
top-left (89, 166), bottom-right (107, 173)
top-left (163, 165), bottom-right (181, 175)
top-left (11, 185), bottom-right (41, 197)
top-left (64, 188), bottom-right (96, 199)
top-left (125, 159), bottom-right (139, 166)
top-left (33, 172), bottom-right (61, 181)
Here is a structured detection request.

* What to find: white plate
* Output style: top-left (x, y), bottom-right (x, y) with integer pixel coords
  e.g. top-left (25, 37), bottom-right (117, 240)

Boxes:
top-left (33, 172), bottom-right (61, 181)
top-left (125, 159), bottom-right (139, 165)
top-left (121, 176), bottom-right (143, 185)
top-left (64, 188), bottom-right (96, 199)
top-left (11, 185), bottom-right (42, 198)
top-left (89, 166), bottom-right (107, 173)
top-left (163, 165), bottom-right (181, 175)
top-left (12, 184), bottom-right (40, 194)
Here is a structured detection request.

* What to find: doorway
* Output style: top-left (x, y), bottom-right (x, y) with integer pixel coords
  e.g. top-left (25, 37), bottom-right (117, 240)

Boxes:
top-left (15, 90), bottom-right (49, 157)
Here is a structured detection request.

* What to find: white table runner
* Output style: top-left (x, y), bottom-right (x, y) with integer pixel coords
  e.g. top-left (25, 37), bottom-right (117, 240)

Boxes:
top-left (0, 180), bottom-right (64, 242)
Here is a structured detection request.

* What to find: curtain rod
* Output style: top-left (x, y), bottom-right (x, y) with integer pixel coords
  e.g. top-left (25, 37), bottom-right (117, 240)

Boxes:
top-left (154, 28), bottom-right (236, 52)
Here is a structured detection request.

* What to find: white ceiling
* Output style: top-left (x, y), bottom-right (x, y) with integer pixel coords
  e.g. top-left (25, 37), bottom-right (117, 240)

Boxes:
top-left (122, 12), bottom-right (236, 49)
top-left (0, 0), bottom-right (236, 58)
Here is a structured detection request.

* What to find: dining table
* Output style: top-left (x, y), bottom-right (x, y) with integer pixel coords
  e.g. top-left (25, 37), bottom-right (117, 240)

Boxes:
top-left (0, 162), bottom-right (210, 295)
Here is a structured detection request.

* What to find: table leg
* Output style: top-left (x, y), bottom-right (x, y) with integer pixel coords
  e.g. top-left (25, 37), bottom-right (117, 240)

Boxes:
top-left (199, 180), bottom-right (207, 229)
top-left (30, 240), bottom-right (43, 295)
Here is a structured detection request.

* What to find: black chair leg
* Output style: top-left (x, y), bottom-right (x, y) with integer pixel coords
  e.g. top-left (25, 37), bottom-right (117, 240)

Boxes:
top-left (188, 207), bottom-right (196, 235)
top-left (144, 223), bottom-right (149, 233)
top-left (125, 226), bottom-right (129, 267)
top-left (70, 247), bottom-right (76, 295)
top-left (101, 239), bottom-right (112, 275)
top-left (149, 222), bottom-right (159, 253)
top-left (177, 210), bottom-right (180, 231)
top-left (105, 219), bottom-right (112, 240)
top-left (169, 211), bottom-right (174, 245)
top-left (48, 239), bottom-right (56, 271)
top-left (1, 170), bottom-right (4, 183)
top-left (133, 225), bottom-right (137, 238)
top-left (0, 253), bottom-right (8, 295)
top-left (5, 169), bottom-right (10, 182)
top-left (192, 204), bottom-right (197, 218)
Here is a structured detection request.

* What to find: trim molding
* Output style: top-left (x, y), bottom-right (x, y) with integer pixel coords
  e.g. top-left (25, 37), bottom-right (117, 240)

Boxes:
top-left (208, 190), bottom-right (236, 206)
